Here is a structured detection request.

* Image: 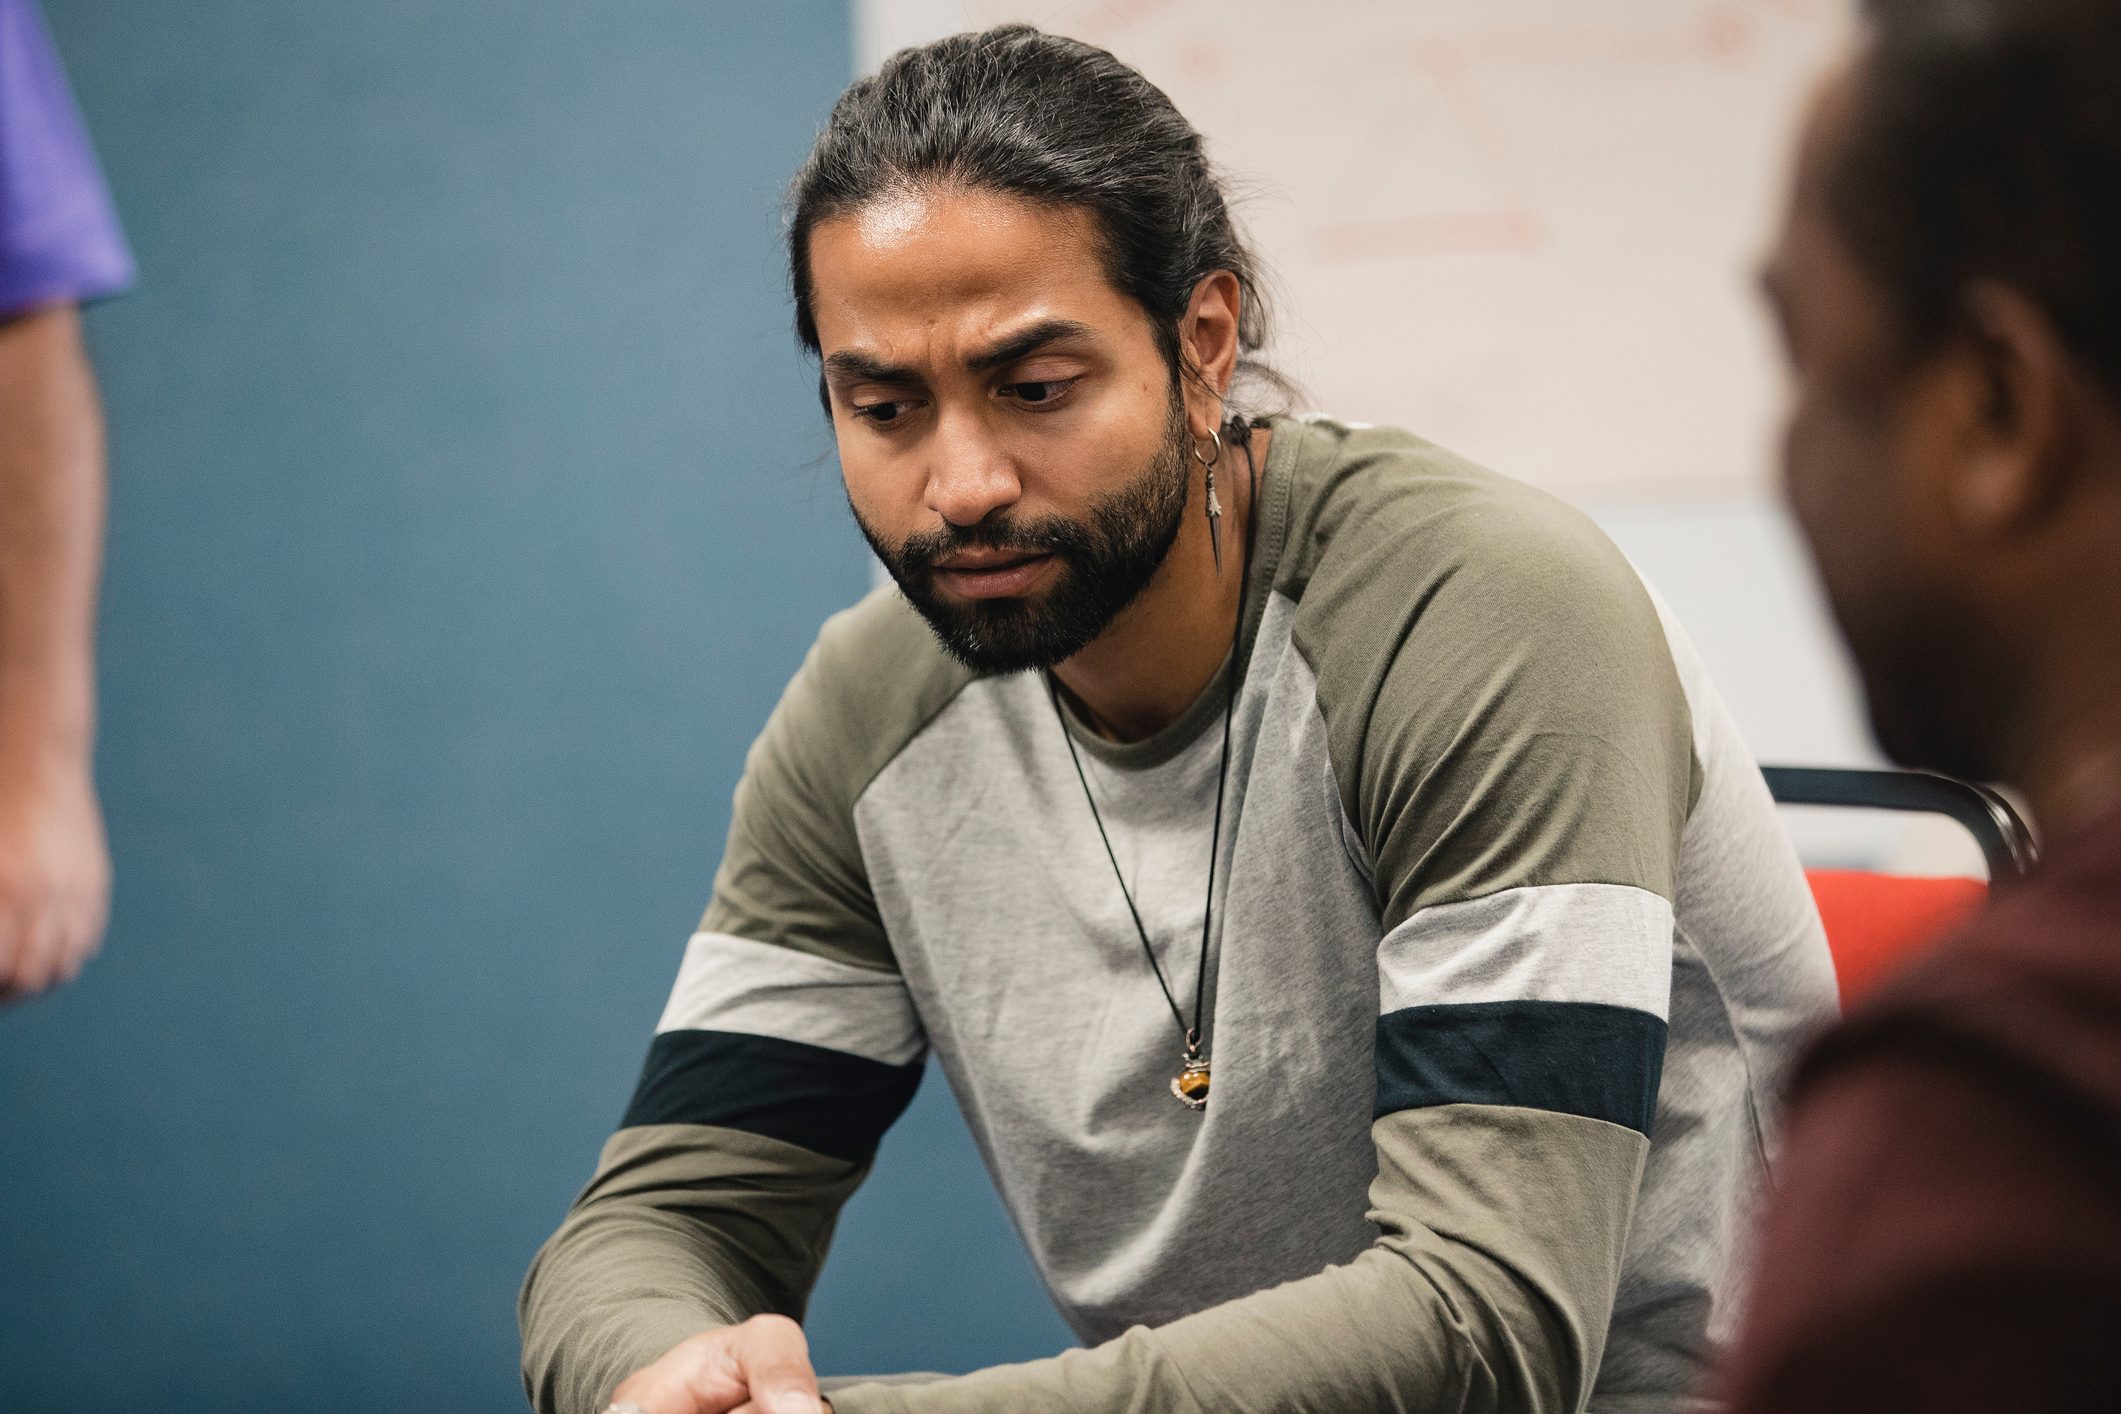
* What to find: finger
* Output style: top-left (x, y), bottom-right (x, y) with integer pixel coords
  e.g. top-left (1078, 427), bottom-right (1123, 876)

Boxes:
top-left (14, 908), bottom-right (61, 996)
top-left (615, 1333), bottom-right (750, 1414)
top-left (0, 904), bottom-right (23, 995)
top-left (56, 889), bottom-right (106, 982)
top-left (732, 1317), bottom-right (823, 1414)
top-left (64, 885), bottom-right (109, 968)
top-left (55, 912), bottom-right (89, 984)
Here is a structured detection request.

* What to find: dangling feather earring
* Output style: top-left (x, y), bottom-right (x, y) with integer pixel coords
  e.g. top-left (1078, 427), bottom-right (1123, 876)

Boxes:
top-left (1194, 426), bottom-right (1225, 574)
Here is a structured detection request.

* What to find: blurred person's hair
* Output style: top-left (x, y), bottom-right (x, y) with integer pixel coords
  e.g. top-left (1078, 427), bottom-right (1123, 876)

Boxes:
top-left (785, 24), bottom-right (1288, 414)
top-left (1841, 0), bottom-right (2121, 391)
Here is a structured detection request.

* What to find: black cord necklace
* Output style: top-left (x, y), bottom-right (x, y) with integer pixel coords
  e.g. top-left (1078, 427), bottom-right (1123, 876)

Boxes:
top-left (1047, 420), bottom-right (1259, 1113)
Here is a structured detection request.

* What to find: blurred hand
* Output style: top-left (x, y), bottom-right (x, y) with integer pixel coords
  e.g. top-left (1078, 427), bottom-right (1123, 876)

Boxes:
top-left (613, 1315), bottom-right (831, 1414)
top-left (0, 750), bottom-right (110, 1001)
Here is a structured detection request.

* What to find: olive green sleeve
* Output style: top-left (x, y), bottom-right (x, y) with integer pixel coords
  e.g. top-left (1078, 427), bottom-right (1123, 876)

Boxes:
top-left (1277, 422), bottom-right (1696, 931)
top-left (521, 590), bottom-right (970, 1414)
top-left (520, 1125), bottom-right (871, 1414)
top-left (828, 1106), bottom-right (1646, 1414)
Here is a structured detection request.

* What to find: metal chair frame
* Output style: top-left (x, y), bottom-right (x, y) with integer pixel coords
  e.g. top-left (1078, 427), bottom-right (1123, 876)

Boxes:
top-left (1760, 766), bottom-right (2038, 879)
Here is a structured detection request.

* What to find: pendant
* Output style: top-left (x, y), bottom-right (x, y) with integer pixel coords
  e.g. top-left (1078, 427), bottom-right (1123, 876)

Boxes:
top-left (1204, 469), bottom-right (1224, 574)
top-left (1170, 1055), bottom-right (1211, 1111)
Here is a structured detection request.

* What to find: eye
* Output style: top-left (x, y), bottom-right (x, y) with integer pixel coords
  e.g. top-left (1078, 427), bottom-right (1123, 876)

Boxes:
top-left (850, 397), bottom-right (922, 426)
top-left (1001, 377), bottom-right (1079, 408)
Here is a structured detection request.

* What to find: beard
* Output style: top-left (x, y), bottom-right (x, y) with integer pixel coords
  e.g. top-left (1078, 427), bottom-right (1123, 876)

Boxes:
top-left (853, 398), bottom-right (1192, 674)
top-left (1835, 574), bottom-right (2023, 784)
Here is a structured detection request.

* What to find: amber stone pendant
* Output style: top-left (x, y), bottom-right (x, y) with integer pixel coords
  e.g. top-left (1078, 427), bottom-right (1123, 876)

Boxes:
top-left (1170, 1058), bottom-right (1211, 1111)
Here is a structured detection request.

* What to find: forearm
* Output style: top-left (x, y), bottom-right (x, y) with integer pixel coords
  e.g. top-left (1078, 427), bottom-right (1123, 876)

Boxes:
top-left (835, 1239), bottom-right (1564, 1414)
top-left (524, 1206), bottom-right (775, 1414)
top-left (0, 303), bottom-right (105, 764)
top-left (520, 1124), bottom-right (867, 1414)
top-left (833, 1107), bottom-right (1643, 1414)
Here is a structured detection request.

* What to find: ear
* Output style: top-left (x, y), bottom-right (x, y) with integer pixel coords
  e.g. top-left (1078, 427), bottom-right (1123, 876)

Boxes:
top-left (1945, 282), bottom-right (2085, 538)
top-left (1178, 270), bottom-right (1243, 437)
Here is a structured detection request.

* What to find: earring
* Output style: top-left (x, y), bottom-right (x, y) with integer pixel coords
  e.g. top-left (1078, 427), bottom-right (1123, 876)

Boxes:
top-left (1193, 427), bottom-right (1225, 573)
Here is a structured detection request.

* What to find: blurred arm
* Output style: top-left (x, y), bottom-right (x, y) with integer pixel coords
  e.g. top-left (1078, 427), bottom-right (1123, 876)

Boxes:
top-left (0, 301), bottom-right (110, 997)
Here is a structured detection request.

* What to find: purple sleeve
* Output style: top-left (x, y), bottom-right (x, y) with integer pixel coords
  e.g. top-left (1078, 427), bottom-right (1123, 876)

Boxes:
top-left (0, 0), bottom-right (134, 318)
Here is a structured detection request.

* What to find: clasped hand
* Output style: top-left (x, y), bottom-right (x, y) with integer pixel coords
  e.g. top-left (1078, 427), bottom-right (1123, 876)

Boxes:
top-left (612, 1315), bottom-right (834, 1414)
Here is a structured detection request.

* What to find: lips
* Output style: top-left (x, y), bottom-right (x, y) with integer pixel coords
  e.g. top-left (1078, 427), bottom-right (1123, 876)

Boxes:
top-left (932, 551), bottom-right (1057, 600)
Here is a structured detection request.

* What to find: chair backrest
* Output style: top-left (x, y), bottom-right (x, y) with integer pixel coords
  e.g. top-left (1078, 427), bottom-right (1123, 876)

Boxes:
top-left (1762, 767), bottom-right (2038, 1004)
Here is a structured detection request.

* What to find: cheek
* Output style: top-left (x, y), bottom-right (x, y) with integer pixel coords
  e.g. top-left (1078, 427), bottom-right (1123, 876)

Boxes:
top-left (836, 440), bottom-right (916, 534)
top-left (1019, 378), bottom-right (1174, 503)
top-left (1781, 386), bottom-right (1852, 546)
top-left (1783, 383), bottom-right (1899, 604)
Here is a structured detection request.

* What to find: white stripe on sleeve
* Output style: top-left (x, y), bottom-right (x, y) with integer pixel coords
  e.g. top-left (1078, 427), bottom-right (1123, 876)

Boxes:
top-left (1376, 882), bottom-right (1674, 1020)
top-left (655, 931), bottom-right (926, 1067)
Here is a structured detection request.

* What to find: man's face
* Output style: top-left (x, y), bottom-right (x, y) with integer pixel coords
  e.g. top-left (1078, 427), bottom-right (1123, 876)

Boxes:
top-left (1764, 62), bottom-right (2016, 779)
top-left (806, 187), bottom-right (1192, 674)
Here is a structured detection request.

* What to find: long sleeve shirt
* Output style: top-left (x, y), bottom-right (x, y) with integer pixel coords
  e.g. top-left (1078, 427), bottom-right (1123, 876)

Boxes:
top-left (522, 417), bottom-right (1837, 1414)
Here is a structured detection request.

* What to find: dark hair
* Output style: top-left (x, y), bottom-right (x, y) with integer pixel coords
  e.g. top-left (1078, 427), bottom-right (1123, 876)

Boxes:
top-left (787, 24), bottom-right (1284, 412)
top-left (1837, 0), bottom-right (2121, 390)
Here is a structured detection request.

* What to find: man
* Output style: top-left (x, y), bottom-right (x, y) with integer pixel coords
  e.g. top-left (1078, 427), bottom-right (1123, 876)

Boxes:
top-left (1728, 1), bottom-right (2121, 1409)
top-left (0, 0), bottom-right (131, 1000)
top-left (522, 27), bottom-right (1835, 1414)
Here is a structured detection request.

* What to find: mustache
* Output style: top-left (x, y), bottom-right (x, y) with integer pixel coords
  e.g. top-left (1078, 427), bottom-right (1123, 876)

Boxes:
top-left (894, 512), bottom-right (1096, 571)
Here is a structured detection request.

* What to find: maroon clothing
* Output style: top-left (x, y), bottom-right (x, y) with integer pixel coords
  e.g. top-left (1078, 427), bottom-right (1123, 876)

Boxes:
top-left (1722, 807), bottom-right (2121, 1413)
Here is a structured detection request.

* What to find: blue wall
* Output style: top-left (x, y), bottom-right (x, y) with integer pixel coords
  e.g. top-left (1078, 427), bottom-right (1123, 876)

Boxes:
top-left (0, 3), bottom-right (1069, 1407)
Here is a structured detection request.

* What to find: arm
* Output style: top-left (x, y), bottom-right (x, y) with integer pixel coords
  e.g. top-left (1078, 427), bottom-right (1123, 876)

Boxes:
top-left (0, 302), bottom-right (111, 998)
top-left (522, 605), bottom-right (943, 1414)
top-left (0, 0), bottom-right (136, 998)
top-left (519, 1121), bottom-right (877, 1414)
top-left (830, 473), bottom-right (1694, 1412)
top-left (828, 1106), bottom-right (1642, 1414)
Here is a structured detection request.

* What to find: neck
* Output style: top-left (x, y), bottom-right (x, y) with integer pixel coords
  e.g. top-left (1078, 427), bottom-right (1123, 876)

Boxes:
top-left (2010, 664), bottom-right (2121, 845)
top-left (1051, 425), bottom-right (1270, 743)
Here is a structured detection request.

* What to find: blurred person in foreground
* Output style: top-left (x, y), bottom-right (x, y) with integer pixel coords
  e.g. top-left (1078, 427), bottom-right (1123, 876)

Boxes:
top-left (522, 25), bottom-right (1835, 1414)
top-left (1733, 0), bottom-right (2121, 1409)
top-left (0, 0), bottom-right (131, 1001)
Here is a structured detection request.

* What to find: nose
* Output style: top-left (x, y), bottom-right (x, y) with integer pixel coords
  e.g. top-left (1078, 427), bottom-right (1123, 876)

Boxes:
top-left (924, 406), bottom-right (1022, 528)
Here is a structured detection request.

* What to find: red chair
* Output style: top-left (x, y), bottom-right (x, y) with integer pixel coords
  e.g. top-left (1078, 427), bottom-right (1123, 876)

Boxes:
top-left (1761, 767), bottom-right (2037, 1005)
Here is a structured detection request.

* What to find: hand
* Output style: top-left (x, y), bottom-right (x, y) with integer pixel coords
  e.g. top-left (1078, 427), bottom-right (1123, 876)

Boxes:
top-left (0, 752), bottom-right (110, 1002)
top-left (612, 1314), bottom-right (832, 1414)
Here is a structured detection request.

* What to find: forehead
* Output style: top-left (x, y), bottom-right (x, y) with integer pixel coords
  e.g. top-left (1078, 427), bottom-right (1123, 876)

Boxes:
top-left (1769, 59), bottom-right (1876, 307)
top-left (1792, 57), bottom-right (1862, 227)
top-left (805, 187), bottom-right (1142, 359)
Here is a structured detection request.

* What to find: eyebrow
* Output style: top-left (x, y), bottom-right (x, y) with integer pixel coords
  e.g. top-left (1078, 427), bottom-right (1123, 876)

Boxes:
top-left (966, 318), bottom-right (1098, 374)
top-left (820, 317), bottom-right (1099, 386)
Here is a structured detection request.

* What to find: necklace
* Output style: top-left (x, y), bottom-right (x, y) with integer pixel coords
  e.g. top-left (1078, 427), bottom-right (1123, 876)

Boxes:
top-left (1048, 422), bottom-right (1257, 1113)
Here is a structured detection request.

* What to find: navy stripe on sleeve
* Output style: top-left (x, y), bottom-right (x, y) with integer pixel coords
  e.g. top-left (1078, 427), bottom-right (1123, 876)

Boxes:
top-left (622, 1029), bottom-right (924, 1163)
top-left (1375, 1000), bottom-right (1667, 1135)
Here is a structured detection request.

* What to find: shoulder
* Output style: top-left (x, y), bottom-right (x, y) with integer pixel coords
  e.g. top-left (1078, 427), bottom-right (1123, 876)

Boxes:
top-left (0, 0), bottom-right (134, 312)
top-left (707, 587), bottom-right (975, 963)
top-left (1268, 420), bottom-right (1695, 921)
top-left (1274, 416), bottom-right (1682, 739)
top-left (761, 584), bottom-right (980, 813)
top-left (1276, 417), bottom-right (1619, 579)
